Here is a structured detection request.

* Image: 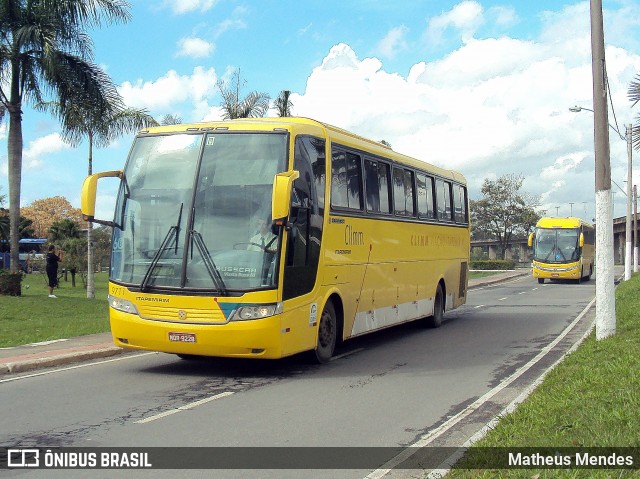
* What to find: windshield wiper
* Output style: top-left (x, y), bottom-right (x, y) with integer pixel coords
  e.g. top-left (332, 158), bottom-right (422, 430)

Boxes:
top-left (191, 229), bottom-right (227, 295)
top-left (140, 203), bottom-right (183, 291)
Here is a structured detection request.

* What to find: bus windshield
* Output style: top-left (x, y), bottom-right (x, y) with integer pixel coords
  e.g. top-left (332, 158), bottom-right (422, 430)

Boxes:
top-left (533, 227), bottom-right (580, 264)
top-left (111, 132), bottom-right (288, 292)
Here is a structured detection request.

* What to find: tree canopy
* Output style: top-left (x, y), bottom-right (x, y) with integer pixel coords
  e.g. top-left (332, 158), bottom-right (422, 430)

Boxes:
top-left (471, 174), bottom-right (543, 259)
top-left (21, 196), bottom-right (84, 239)
top-left (217, 69), bottom-right (270, 119)
top-left (0, 0), bottom-right (130, 272)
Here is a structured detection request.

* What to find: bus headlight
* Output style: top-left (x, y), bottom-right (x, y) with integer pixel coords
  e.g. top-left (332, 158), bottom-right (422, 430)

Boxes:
top-left (108, 295), bottom-right (139, 315)
top-left (231, 303), bottom-right (283, 321)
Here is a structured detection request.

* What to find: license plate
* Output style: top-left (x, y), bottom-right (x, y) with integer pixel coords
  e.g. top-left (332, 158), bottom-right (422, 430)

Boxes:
top-left (169, 332), bottom-right (196, 343)
top-left (551, 273), bottom-right (559, 277)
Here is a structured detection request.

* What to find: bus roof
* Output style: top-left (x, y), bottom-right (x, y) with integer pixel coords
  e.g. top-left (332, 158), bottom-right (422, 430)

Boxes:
top-left (18, 238), bottom-right (47, 244)
top-left (536, 217), bottom-right (594, 229)
top-left (137, 117), bottom-right (466, 185)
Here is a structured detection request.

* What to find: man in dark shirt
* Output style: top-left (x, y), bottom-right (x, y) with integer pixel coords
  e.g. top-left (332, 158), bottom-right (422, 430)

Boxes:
top-left (46, 245), bottom-right (62, 298)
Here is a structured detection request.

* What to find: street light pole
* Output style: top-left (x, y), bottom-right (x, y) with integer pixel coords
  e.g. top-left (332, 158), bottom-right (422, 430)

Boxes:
top-left (590, 0), bottom-right (615, 339)
top-left (634, 185), bottom-right (638, 273)
top-left (625, 124), bottom-right (633, 280)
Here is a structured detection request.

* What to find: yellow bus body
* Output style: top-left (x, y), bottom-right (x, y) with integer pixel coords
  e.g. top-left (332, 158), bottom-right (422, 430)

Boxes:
top-left (530, 217), bottom-right (595, 283)
top-left (86, 118), bottom-right (469, 360)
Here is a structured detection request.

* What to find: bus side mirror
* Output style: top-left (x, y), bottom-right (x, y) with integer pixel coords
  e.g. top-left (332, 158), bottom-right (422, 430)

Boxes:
top-left (81, 170), bottom-right (122, 226)
top-left (579, 232), bottom-right (584, 247)
top-left (527, 232), bottom-right (534, 247)
top-left (272, 170), bottom-right (300, 227)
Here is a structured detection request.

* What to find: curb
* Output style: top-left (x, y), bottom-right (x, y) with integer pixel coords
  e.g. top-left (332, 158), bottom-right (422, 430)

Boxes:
top-left (0, 345), bottom-right (128, 376)
top-left (468, 270), bottom-right (530, 289)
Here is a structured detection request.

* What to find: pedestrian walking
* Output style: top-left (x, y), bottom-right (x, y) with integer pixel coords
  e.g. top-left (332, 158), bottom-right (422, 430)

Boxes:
top-left (46, 245), bottom-right (63, 298)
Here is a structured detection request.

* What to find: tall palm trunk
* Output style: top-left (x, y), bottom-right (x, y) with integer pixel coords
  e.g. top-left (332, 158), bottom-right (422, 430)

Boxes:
top-left (7, 60), bottom-right (23, 273)
top-left (86, 132), bottom-right (95, 298)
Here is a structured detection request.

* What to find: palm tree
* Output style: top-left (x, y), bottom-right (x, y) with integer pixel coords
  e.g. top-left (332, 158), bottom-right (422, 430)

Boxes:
top-left (49, 218), bottom-right (82, 243)
top-left (161, 113), bottom-right (183, 125)
top-left (628, 74), bottom-right (640, 150)
top-left (0, 0), bottom-right (130, 273)
top-left (48, 101), bottom-right (158, 297)
top-left (273, 90), bottom-right (293, 117)
top-left (217, 69), bottom-right (270, 119)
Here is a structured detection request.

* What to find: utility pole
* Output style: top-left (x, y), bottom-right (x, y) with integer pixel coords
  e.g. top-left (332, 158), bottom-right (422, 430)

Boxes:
top-left (625, 124), bottom-right (633, 281)
top-left (569, 202), bottom-right (574, 216)
top-left (590, 0), bottom-right (615, 339)
top-left (634, 185), bottom-right (638, 273)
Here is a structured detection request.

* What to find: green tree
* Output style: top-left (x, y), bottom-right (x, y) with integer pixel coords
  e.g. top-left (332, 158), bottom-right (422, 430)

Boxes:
top-left (0, 0), bottom-right (130, 273)
top-left (217, 69), bottom-right (270, 119)
top-left (0, 212), bottom-right (33, 244)
top-left (160, 113), bottom-right (183, 125)
top-left (60, 237), bottom-right (87, 288)
top-left (471, 174), bottom-right (543, 260)
top-left (49, 218), bottom-right (82, 244)
top-left (45, 99), bottom-right (157, 298)
top-left (273, 90), bottom-right (293, 117)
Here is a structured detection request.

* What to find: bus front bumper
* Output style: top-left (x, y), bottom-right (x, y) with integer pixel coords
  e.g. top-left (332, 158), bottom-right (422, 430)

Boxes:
top-left (532, 262), bottom-right (581, 280)
top-left (110, 309), bottom-right (285, 359)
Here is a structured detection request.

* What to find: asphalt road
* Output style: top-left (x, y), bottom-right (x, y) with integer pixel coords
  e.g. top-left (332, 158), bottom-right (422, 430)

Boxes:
top-left (1, 274), bottom-right (596, 478)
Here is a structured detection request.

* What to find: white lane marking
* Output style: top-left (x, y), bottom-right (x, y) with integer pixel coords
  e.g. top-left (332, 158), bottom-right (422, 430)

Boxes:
top-left (0, 352), bottom-right (157, 384)
top-left (518, 291), bottom-right (526, 295)
top-left (364, 296), bottom-right (596, 479)
top-left (427, 297), bottom-right (597, 477)
top-left (470, 276), bottom-right (527, 291)
top-left (135, 392), bottom-right (235, 424)
top-left (498, 297), bottom-right (508, 301)
top-left (474, 305), bottom-right (484, 309)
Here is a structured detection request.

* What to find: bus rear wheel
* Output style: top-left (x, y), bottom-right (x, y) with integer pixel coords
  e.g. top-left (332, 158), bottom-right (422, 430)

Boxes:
top-left (313, 301), bottom-right (337, 364)
top-left (425, 284), bottom-right (444, 328)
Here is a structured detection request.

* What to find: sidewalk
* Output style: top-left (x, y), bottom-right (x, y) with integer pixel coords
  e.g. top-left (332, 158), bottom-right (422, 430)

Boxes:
top-left (0, 270), bottom-right (530, 376)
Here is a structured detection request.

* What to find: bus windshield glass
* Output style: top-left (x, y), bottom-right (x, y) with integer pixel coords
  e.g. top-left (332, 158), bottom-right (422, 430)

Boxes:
top-left (533, 227), bottom-right (580, 264)
top-left (110, 132), bottom-right (288, 292)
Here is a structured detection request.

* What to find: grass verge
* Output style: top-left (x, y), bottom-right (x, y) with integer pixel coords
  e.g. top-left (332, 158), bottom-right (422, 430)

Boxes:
top-left (0, 272), bottom-right (110, 347)
top-left (448, 273), bottom-right (640, 478)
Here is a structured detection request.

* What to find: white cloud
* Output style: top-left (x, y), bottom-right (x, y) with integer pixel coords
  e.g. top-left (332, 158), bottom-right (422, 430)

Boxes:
top-left (163, 0), bottom-right (216, 14)
top-left (375, 26), bottom-right (409, 59)
top-left (488, 6), bottom-right (518, 27)
top-left (23, 134), bottom-right (70, 169)
top-left (294, 3), bottom-right (640, 220)
top-left (176, 37), bottom-right (214, 58)
top-left (118, 67), bottom-right (218, 116)
top-left (425, 1), bottom-right (484, 45)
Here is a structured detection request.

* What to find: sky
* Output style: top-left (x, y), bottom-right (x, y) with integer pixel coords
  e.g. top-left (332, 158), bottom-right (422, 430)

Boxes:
top-left (2, 0), bottom-right (640, 223)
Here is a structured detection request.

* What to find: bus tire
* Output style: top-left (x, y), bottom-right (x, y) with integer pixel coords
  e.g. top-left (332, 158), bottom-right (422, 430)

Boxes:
top-left (314, 301), bottom-right (337, 364)
top-left (586, 265), bottom-right (593, 281)
top-left (425, 284), bottom-right (444, 328)
top-left (537, 278), bottom-right (544, 284)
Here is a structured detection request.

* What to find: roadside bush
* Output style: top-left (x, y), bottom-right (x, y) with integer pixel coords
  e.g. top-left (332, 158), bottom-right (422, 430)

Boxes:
top-left (470, 259), bottom-right (516, 270)
top-left (0, 270), bottom-right (22, 296)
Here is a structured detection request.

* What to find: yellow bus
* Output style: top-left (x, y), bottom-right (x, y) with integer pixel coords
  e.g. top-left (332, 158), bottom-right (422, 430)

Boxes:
top-left (528, 217), bottom-right (595, 284)
top-left (82, 117), bottom-right (470, 363)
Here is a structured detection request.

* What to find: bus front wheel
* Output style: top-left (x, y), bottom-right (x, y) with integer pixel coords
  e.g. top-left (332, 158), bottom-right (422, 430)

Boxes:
top-left (538, 278), bottom-right (544, 284)
top-left (314, 301), bottom-right (337, 364)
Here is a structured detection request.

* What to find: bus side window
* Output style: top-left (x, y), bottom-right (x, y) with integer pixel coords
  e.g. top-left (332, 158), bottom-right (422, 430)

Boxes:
top-left (365, 159), bottom-right (391, 214)
top-left (453, 184), bottom-right (468, 223)
top-left (331, 149), bottom-right (362, 211)
top-left (435, 179), bottom-right (453, 221)
top-left (417, 173), bottom-right (435, 219)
